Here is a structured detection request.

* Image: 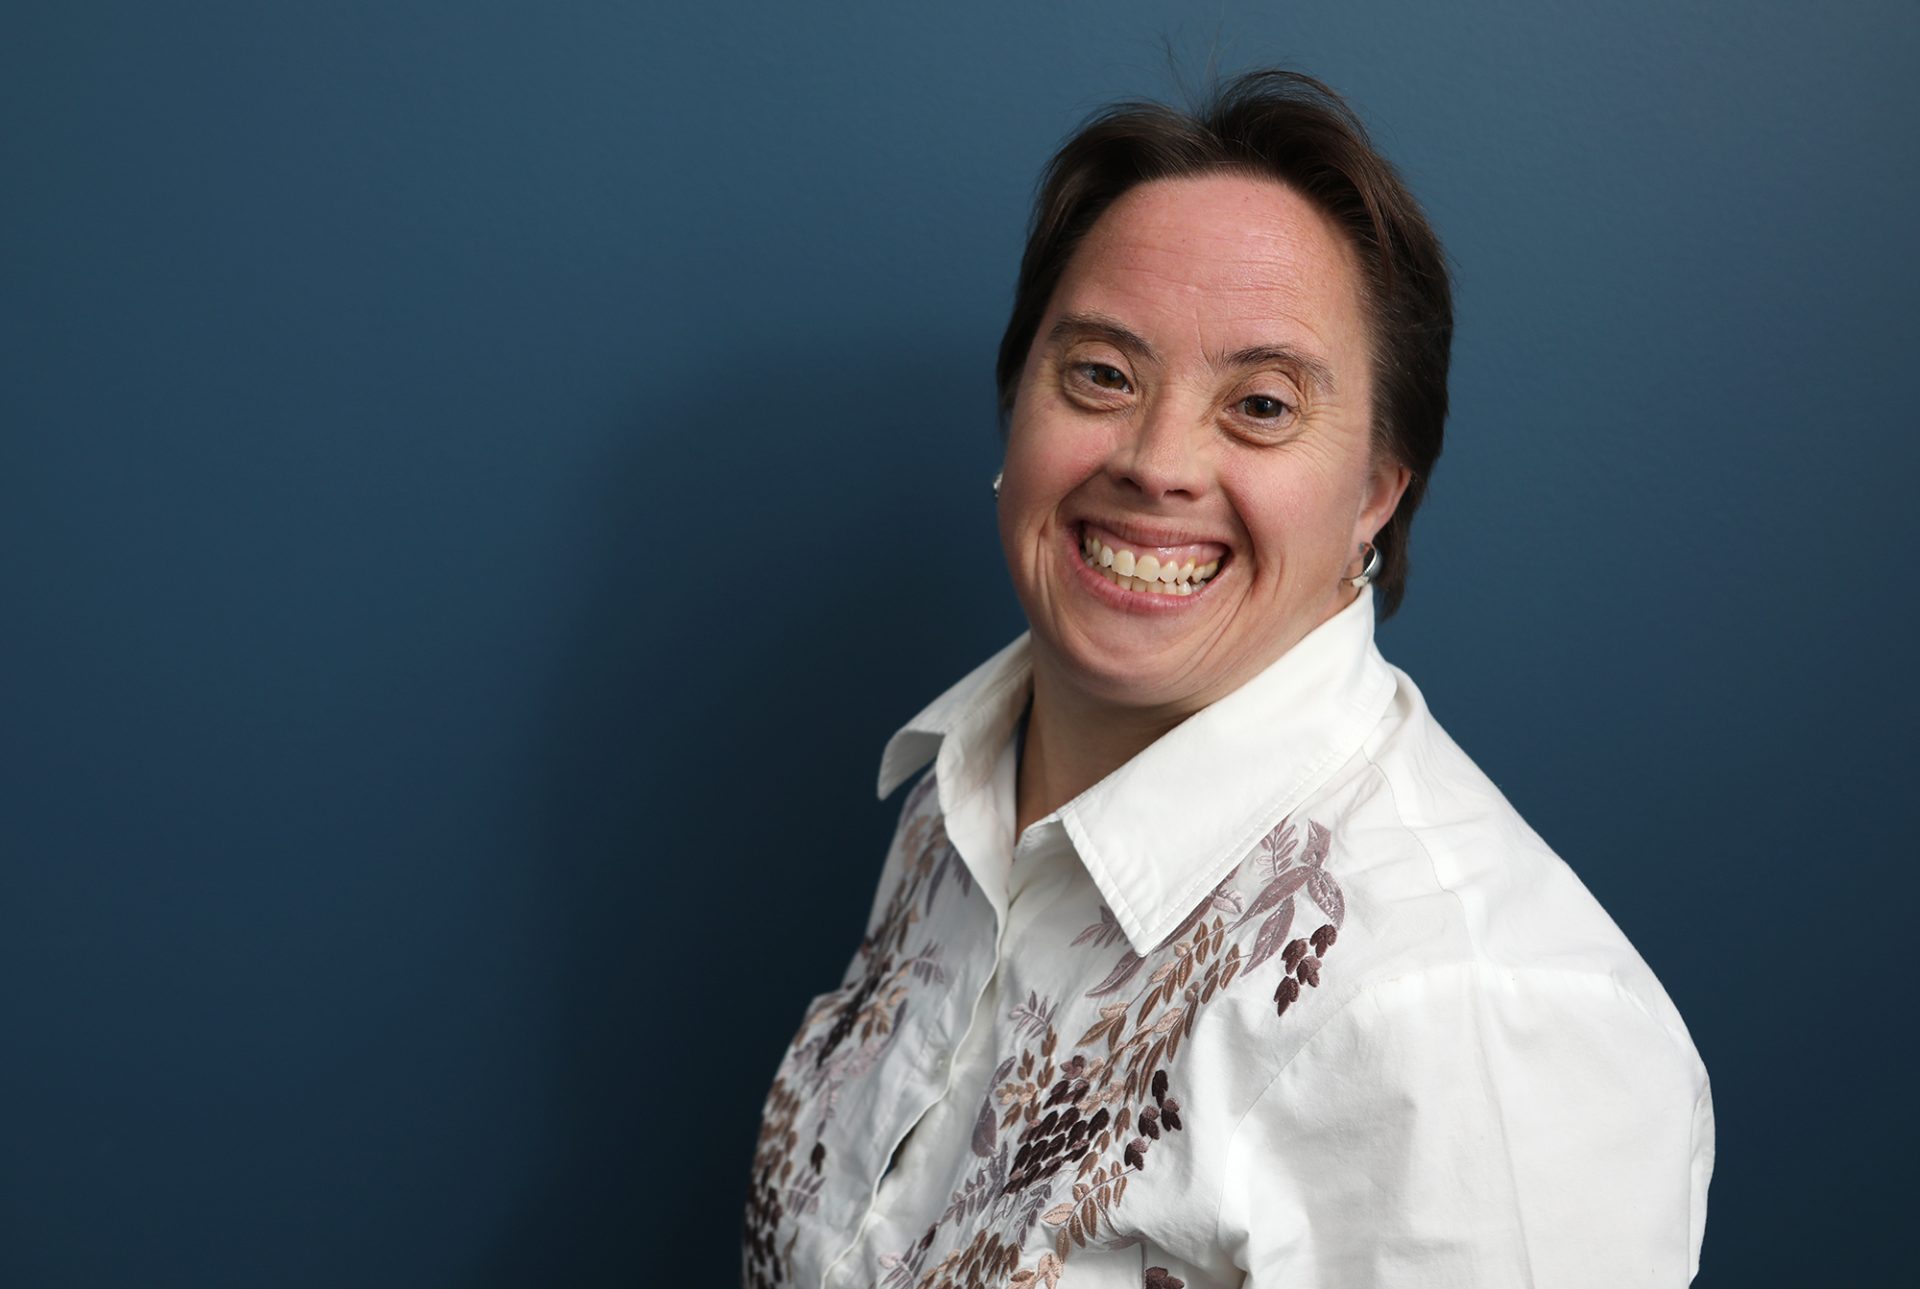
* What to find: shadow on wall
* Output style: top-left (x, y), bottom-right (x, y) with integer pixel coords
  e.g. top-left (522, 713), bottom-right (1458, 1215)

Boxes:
top-left (469, 335), bottom-right (1010, 1281)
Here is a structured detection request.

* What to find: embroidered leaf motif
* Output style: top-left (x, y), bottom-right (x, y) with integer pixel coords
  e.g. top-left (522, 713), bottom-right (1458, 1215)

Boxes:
top-left (1305, 869), bottom-right (1344, 927)
top-left (1071, 905), bottom-right (1127, 949)
top-left (1075, 1002), bottom-right (1128, 1050)
top-left (1234, 866), bottom-right (1309, 931)
top-left (972, 1096), bottom-right (999, 1157)
top-left (926, 847), bottom-right (960, 913)
top-left (1245, 897), bottom-right (1297, 972)
top-left (1085, 949), bottom-right (1146, 998)
top-left (1302, 820), bottom-right (1331, 869)
top-left (1255, 817), bottom-right (1298, 879)
top-left (812, 810), bottom-right (1352, 1289)
top-left (909, 952), bottom-right (948, 986)
top-left (1010, 991), bottom-right (1058, 1039)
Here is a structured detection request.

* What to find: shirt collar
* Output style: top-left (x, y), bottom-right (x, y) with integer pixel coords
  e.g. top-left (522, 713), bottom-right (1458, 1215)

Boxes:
top-left (877, 588), bottom-right (1396, 956)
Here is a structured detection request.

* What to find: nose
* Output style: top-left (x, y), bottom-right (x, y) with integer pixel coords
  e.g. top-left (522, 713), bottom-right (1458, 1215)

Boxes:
top-left (1109, 394), bottom-right (1211, 501)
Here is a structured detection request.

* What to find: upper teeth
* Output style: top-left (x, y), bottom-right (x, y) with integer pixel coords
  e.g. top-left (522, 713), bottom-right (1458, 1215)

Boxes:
top-left (1080, 531), bottom-right (1220, 596)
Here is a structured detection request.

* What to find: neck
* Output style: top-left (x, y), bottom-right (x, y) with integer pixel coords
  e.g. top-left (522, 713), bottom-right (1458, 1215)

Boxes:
top-left (1013, 654), bottom-right (1195, 840)
top-left (1012, 584), bottom-right (1363, 839)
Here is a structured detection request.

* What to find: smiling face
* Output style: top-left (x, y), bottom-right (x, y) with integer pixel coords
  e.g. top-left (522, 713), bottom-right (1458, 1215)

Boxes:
top-left (997, 172), bottom-right (1410, 717)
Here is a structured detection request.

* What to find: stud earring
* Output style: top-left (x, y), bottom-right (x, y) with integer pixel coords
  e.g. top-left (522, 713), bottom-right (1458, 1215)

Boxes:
top-left (1345, 541), bottom-right (1381, 590)
top-left (991, 470), bottom-right (1003, 501)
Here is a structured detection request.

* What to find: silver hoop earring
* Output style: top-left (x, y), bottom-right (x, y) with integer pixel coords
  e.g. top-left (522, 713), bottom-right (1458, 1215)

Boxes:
top-left (1345, 541), bottom-right (1381, 590)
top-left (991, 470), bottom-right (1003, 501)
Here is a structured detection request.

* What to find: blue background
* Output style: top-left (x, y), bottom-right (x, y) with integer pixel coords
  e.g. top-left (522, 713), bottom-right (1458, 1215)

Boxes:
top-left (4, 1), bottom-right (1914, 1283)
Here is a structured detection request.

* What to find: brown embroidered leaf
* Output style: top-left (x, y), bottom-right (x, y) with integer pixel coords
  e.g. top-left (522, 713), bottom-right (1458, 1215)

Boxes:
top-left (1071, 904), bottom-right (1126, 948)
top-left (1274, 975), bottom-right (1301, 1016)
top-left (1114, 1175), bottom-right (1128, 1205)
top-left (1245, 897), bottom-right (1297, 972)
top-left (1072, 1182), bottom-right (1089, 1202)
top-left (1056, 1226), bottom-right (1071, 1260)
top-left (1076, 1002), bottom-right (1129, 1050)
top-left (1255, 817), bottom-right (1298, 878)
top-left (972, 1098), bottom-right (998, 1157)
top-left (1234, 867), bottom-right (1310, 931)
top-left (1302, 820), bottom-right (1332, 869)
top-left (1305, 869), bottom-right (1345, 928)
top-left (1086, 950), bottom-right (1146, 998)
top-left (1042, 1201), bottom-right (1074, 1226)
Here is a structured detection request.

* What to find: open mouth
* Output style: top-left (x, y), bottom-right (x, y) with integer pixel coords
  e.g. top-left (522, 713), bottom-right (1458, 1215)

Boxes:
top-left (1075, 522), bottom-right (1227, 597)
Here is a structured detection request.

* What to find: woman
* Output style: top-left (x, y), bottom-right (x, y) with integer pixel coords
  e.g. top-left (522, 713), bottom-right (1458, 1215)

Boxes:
top-left (744, 70), bottom-right (1713, 1289)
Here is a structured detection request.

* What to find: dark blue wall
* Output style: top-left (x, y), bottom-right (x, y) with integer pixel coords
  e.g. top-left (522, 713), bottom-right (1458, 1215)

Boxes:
top-left (4, 2), bottom-right (1914, 1284)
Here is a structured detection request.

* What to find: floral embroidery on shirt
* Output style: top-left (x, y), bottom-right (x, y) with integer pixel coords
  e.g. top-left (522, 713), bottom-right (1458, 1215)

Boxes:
top-left (743, 773), bottom-right (969, 1289)
top-left (885, 815), bottom-right (1346, 1288)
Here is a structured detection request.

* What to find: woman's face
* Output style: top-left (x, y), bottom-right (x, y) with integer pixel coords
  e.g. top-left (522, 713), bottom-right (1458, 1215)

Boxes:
top-left (998, 172), bottom-right (1410, 716)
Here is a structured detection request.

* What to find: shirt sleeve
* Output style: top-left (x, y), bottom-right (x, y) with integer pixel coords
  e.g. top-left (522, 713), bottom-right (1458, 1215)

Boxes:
top-left (1216, 961), bottom-right (1714, 1288)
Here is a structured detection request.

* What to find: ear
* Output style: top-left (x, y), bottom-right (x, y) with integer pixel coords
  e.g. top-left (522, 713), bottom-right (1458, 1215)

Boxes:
top-left (1355, 457), bottom-right (1412, 547)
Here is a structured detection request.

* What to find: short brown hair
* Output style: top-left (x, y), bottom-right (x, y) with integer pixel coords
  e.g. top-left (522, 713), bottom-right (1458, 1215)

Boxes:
top-left (995, 69), bottom-right (1453, 619)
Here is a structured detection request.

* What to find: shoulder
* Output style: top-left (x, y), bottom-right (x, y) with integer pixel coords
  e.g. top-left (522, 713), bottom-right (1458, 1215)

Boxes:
top-left (1217, 671), bottom-right (1716, 1277)
top-left (1318, 660), bottom-right (1697, 1046)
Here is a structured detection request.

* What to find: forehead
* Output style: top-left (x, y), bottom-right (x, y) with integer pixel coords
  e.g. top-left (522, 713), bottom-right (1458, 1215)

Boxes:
top-left (1051, 173), bottom-right (1368, 357)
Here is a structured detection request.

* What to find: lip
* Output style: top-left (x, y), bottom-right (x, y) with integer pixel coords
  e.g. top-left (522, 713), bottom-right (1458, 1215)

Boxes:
top-left (1062, 522), bottom-right (1227, 613)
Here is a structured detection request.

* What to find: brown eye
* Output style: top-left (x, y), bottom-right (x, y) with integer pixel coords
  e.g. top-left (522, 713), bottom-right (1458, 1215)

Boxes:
top-left (1083, 363), bottom-right (1131, 392)
top-left (1240, 394), bottom-right (1292, 420)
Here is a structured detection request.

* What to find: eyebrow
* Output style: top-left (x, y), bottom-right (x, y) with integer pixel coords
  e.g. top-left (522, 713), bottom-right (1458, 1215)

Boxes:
top-left (1046, 311), bottom-right (1338, 396)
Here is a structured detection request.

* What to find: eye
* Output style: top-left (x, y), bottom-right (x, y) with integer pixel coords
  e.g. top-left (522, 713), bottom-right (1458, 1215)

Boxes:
top-left (1239, 393), bottom-right (1294, 420)
top-left (1081, 363), bottom-right (1132, 392)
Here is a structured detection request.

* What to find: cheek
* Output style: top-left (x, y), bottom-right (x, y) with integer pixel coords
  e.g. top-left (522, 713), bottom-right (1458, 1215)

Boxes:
top-left (1225, 470), bottom-right (1359, 576)
top-left (1006, 414), bottom-right (1106, 515)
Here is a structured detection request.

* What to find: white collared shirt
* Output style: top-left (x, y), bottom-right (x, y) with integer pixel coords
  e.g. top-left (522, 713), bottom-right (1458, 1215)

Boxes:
top-left (744, 589), bottom-right (1714, 1288)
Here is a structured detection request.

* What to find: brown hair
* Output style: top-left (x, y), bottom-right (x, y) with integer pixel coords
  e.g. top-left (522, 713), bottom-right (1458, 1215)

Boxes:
top-left (995, 69), bottom-right (1453, 619)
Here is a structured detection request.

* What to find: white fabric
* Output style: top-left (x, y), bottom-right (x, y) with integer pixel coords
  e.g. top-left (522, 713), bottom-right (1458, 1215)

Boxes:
top-left (743, 588), bottom-right (1714, 1289)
